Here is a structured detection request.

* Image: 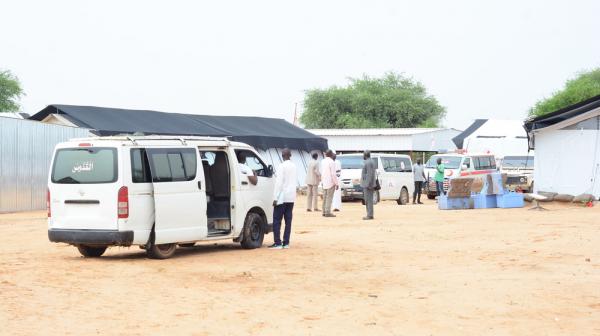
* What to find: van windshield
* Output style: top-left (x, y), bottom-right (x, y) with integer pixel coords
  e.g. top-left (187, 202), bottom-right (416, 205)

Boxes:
top-left (502, 156), bottom-right (534, 168)
top-left (52, 147), bottom-right (117, 184)
top-left (426, 155), bottom-right (462, 169)
top-left (338, 155), bottom-right (364, 169)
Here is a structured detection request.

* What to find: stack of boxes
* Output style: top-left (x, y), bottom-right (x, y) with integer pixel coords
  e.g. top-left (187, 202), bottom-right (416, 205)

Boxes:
top-left (438, 173), bottom-right (524, 210)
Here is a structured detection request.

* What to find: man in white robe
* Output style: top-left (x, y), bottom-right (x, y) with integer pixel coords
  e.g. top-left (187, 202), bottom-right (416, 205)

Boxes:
top-left (332, 153), bottom-right (342, 211)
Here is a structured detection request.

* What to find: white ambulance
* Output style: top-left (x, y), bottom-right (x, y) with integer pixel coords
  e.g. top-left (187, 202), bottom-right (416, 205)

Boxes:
top-left (424, 152), bottom-right (498, 199)
top-left (47, 136), bottom-right (275, 259)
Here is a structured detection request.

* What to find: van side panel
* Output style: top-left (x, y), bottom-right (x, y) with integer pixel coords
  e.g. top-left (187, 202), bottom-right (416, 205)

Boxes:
top-left (119, 147), bottom-right (154, 245)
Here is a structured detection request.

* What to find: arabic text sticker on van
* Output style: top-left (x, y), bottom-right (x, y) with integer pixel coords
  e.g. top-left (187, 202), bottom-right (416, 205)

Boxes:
top-left (47, 136), bottom-right (275, 259)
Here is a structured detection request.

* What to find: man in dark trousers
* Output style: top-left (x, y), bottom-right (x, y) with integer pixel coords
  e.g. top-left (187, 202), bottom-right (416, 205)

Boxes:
top-left (360, 150), bottom-right (377, 220)
top-left (413, 159), bottom-right (426, 204)
top-left (269, 148), bottom-right (297, 249)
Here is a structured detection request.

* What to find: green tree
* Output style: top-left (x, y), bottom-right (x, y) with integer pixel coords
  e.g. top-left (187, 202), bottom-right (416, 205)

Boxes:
top-left (529, 68), bottom-right (600, 118)
top-left (300, 72), bottom-right (445, 128)
top-left (0, 69), bottom-right (24, 112)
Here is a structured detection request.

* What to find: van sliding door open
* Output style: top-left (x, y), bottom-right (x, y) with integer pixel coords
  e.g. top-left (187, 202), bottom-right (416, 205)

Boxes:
top-left (146, 148), bottom-right (207, 244)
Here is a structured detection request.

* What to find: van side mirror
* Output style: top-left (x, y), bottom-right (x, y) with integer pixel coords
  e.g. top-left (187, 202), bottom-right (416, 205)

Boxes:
top-left (268, 165), bottom-right (274, 177)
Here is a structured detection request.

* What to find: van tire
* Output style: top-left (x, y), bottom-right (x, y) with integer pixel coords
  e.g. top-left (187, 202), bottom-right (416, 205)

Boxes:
top-left (77, 245), bottom-right (107, 258)
top-left (147, 243), bottom-right (177, 259)
top-left (397, 187), bottom-right (409, 205)
top-left (240, 212), bottom-right (265, 249)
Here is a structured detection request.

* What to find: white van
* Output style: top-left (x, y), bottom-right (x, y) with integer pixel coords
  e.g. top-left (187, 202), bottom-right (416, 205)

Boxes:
top-left (337, 153), bottom-right (414, 204)
top-left (47, 136), bottom-right (275, 259)
top-left (423, 153), bottom-right (497, 199)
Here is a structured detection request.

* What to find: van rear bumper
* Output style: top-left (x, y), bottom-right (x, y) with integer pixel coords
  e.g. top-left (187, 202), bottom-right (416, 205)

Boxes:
top-left (48, 229), bottom-right (134, 246)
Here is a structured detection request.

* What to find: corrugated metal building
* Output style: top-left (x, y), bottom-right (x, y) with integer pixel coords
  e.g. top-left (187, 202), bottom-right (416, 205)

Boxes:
top-left (0, 116), bottom-right (90, 213)
top-left (306, 128), bottom-right (461, 153)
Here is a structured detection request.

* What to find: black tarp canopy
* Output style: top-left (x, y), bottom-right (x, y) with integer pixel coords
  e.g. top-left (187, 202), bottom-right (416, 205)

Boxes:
top-left (30, 105), bottom-right (327, 151)
top-left (524, 94), bottom-right (600, 132)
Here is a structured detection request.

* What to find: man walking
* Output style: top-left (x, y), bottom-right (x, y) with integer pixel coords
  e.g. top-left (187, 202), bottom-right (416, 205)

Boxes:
top-left (320, 149), bottom-right (338, 217)
top-left (332, 153), bottom-right (342, 212)
top-left (413, 159), bottom-right (426, 204)
top-left (270, 148), bottom-right (297, 249)
top-left (305, 152), bottom-right (321, 212)
top-left (435, 157), bottom-right (446, 198)
top-left (360, 150), bottom-right (377, 220)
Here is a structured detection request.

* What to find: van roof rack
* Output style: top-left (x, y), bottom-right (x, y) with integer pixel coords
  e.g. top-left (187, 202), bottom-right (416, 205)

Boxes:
top-left (70, 135), bottom-right (232, 143)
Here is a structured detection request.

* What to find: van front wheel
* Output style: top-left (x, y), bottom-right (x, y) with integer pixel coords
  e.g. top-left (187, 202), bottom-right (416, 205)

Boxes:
top-left (147, 243), bottom-right (177, 259)
top-left (77, 245), bottom-right (107, 258)
top-left (240, 212), bottom-right (265, 249)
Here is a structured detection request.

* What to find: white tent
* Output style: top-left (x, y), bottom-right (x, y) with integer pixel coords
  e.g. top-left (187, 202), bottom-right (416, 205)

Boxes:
top-left (453, 119), bottom-right (531, 158)
top-left (525, 95), bottom-right (600, 197)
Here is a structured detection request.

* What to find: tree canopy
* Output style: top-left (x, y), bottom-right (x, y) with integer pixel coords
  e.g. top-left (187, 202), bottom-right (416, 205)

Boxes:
top-left (300, 72), bottom-right (445, 129)
top-left (0, 70), bottom-right (24, 112)
top-left (529, 68), bottom-right (600, 118)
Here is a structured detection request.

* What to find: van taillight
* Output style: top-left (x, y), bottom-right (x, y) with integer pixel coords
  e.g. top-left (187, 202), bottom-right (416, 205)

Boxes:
top-left (47, 189), bottom-right (51, 218)
top-left (118, 186), bottom-right (129, 219)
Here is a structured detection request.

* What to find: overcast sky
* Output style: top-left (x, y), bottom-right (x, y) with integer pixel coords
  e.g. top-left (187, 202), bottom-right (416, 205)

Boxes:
top-left (2, 0), bottom-right (599, 130)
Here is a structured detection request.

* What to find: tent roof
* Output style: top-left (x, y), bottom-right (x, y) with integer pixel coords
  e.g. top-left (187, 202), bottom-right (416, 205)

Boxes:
top-left (451, 119), bottom-right (487, 149)
top-left (524, 94), bottom-right (600, 132)
top-left (29, 105), bottom-right (327, 151)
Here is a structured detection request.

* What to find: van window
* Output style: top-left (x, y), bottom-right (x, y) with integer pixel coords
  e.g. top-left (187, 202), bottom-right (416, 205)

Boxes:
top-left (426, 155), bottom-right (462, 169)
top-left (235, 150), bottom-right (270, 177)
top-left (131, 149), bottom-right (152, 183)
top-left (338, 155), bottom-right (379, 169)
top-left (463, 158), bottom-right (471, 169)
top-left (398, 157), bottom-right (412, 172)
top-left (52, 147), bottom-right (117, 184)
top-left (474, 156), bottom-right (496, 170)
top-left (147, 148), bottom-right (197, 182)
top-left (382, 157), bottom-right (412, 172)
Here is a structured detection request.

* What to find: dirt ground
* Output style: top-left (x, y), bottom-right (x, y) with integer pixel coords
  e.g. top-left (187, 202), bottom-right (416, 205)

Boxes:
top-left (1, 197), bottom-right (600, 336)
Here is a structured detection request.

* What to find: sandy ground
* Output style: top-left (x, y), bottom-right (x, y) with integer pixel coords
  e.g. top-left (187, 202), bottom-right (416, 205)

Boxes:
top-left (1, 197), bottom-right (600, 335)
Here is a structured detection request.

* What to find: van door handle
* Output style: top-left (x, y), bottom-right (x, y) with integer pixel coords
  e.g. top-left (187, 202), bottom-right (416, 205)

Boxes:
top-left (197, 181), bottom-right (202, 190)
top-left (241, 181), bottom-right (248, 185)
top-left (65, 200), bottom-right (99, 204)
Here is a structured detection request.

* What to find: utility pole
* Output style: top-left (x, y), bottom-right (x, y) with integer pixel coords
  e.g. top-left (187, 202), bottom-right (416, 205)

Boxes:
top-left (293, 102), bottom-right (298, 126)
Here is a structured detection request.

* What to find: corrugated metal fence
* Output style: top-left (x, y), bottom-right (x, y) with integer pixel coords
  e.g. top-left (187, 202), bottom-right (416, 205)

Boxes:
top-left (0, 117), bottom-right (90, 213)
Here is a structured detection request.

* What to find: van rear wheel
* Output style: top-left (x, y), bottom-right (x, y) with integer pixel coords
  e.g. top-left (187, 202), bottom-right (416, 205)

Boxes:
top-left (77, 245), bottom-right (107, 258)
top-left (397, 187), bottom-right (409, 205)
top-left (147, 243), bottom-right (177, 259)
top-left (240, 212), bottom-right (265, 249)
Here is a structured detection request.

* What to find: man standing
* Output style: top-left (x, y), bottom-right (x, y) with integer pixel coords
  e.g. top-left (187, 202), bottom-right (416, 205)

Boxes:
top-left (270, 148), bottom-right (297, 249)
top-left (305, 152), bottom-right (321, 212)
top-left (332, 153), bottom-right (342, 212)
top-left (360, 151), bottom-right (377, 220)
top-left (320, 149), bottom-right (338, 217)
top-left (435, 157), bottom-right (446, 197)
top-left (412, 159), bottom-right (426, 204)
